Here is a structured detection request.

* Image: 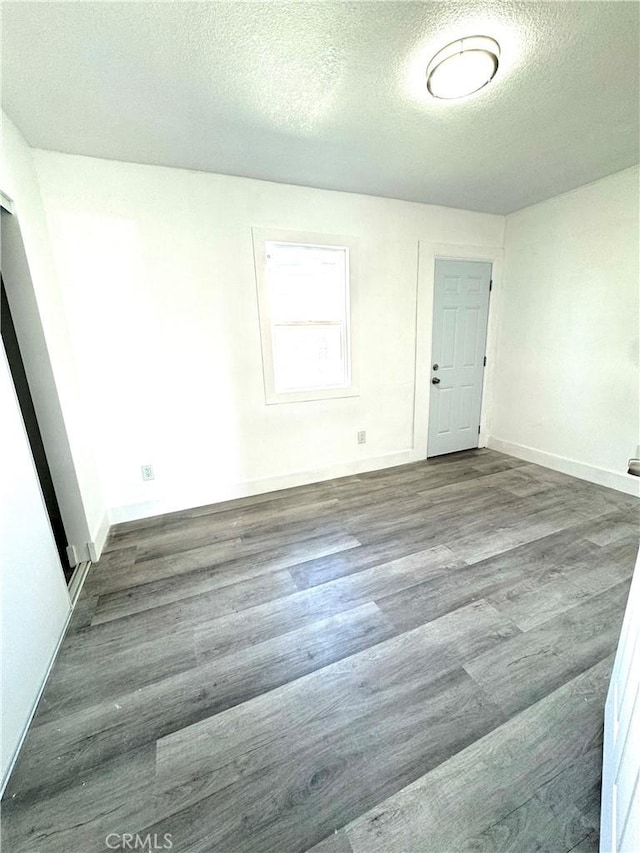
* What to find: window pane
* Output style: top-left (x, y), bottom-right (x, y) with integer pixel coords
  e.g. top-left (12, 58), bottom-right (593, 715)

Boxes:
top-left (272, 323), bottom-right (347, 392)
top-left (265, 242), bottom-right (348, 323)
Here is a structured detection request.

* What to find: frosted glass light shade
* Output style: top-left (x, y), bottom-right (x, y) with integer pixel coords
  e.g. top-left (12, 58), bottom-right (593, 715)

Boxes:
top-left (427, 36), bottom-right (500, 100)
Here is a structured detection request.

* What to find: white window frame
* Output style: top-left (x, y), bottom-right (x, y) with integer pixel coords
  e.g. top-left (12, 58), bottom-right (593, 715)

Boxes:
top-left (252, 227), bottom-right (359, 405)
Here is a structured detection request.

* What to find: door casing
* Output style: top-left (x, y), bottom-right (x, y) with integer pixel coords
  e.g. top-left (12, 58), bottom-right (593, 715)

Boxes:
top-left (1, 208), bottom-right (95, 567)
top-left (1, 280), bottom-right (72, 580)
top-left (412, 241), bottom-right (504, 461)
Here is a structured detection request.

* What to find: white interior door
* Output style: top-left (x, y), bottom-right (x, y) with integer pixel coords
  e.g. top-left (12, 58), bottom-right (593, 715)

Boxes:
top-left (601, 549), bottom-right (640, 853)
top-left (427, 258), bottom-right (491, 457)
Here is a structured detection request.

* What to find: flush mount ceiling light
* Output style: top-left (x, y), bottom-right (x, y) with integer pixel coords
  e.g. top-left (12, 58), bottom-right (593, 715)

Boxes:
top-left (426, 35), bottom-right (500, 100)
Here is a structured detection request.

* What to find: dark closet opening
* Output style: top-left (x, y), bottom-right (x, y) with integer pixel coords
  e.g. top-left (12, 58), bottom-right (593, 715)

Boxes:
top-left (1, 277), bottom-right (72, 583)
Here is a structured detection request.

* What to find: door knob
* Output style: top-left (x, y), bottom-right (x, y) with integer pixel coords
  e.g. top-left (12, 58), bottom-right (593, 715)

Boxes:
top-left (432, 363), bottom-right (439, 371)
top-left (432, 377), bottom-right (440, 385)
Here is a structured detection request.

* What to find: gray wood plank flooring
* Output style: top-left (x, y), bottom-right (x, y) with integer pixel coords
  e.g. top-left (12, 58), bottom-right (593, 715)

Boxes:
top-left (2, 449), bottom-right (638, 853)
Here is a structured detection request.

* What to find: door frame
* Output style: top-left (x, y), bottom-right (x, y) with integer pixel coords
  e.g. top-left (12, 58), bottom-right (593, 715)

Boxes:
top-left (0, 207), bottom-right (99, 569)
top-left (1, 278), bottom-right (72, 580)
top-left (600, 546), bottom-right (640, 852)
top-left (412, 241), bottom-right (504, 460)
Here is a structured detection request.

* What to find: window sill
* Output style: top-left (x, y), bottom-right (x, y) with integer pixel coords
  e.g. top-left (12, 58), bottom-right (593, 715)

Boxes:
top-left (265, 386), bottom-right (360, 405)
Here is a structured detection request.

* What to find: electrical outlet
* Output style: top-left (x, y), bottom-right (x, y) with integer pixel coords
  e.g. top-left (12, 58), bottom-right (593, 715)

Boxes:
top-left (141, 464), bottom-right (155, 481)
top-left (357, 430), bottom-right (366, 445)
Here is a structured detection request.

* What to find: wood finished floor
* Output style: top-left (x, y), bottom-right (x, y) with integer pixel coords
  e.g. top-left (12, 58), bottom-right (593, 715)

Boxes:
top-left (2, 449), bottom-right (639, 853)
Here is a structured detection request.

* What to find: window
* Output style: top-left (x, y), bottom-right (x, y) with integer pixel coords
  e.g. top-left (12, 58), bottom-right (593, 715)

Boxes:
top-left (253, 229), bottom-right (358, 403)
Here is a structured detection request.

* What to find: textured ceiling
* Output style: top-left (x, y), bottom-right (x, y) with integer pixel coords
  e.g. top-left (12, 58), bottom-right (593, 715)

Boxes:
top-left (2, 1), bottom-right (639, 214)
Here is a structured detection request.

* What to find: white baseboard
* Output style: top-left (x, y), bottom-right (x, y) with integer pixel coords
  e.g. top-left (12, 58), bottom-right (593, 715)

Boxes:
top-left (108, 448), bottom-right (420, 525)
top-left (487, 437), bottom-right (640, 497)
top-left (88, 512), bottom-right (111, 561)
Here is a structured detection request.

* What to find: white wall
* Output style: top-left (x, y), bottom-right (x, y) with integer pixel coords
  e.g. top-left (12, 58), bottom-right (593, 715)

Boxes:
top-left (0, 343), bottom-right (70, 789)
top-left (1, 114), bottom-right (108, 555)
top-left (32, 150), bottom-right (504, 520)
top-left (10, 138), bottom-right (638, 528)
top-left (488, 167), bottom-right (640, 496)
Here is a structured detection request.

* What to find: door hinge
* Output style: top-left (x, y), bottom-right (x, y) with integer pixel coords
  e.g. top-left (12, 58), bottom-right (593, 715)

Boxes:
top-left (478, 425), bottom-right (481, 434)
top-left (483, 356), bottom-right (487, 366)
top-left (489, 280), bottom-right (493, 291)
